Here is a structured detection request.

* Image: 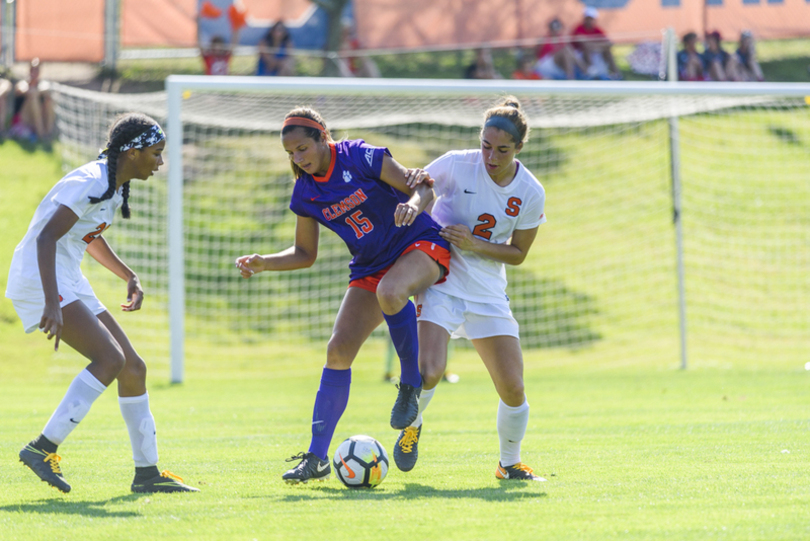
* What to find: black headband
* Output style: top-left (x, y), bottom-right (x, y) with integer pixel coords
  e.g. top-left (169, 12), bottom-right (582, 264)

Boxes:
top-left (484, 116), bottom-right (522, 143)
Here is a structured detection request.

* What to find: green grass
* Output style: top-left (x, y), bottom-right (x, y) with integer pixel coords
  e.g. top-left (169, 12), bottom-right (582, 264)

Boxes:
top-left (1, 336), bottom-right (809, 540)
top-left (1, 114), bottom-right (809, 539)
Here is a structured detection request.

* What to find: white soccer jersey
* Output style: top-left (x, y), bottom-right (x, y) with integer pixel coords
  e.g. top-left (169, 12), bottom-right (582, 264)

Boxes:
top-left (426, 149), bottom-right (546, 303)
top-left (5, 160), bottom-right (122, 299)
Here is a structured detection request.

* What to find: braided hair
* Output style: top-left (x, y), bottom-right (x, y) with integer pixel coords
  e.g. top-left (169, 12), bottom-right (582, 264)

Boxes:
top-left (92, 113), bottom-right (161, 219)
top-left (281, 107), bottom-right (334, 180)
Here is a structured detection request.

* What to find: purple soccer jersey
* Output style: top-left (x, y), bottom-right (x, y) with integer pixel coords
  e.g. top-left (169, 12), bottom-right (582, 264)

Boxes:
top-left (289, 139), bottom-right (448, 280)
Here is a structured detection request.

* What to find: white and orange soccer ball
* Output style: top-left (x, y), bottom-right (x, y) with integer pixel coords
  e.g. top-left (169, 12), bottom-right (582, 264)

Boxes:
top-left (333, 435), bottom-right (389, 489)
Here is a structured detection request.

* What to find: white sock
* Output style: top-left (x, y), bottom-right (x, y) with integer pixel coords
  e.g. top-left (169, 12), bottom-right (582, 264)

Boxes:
top-left (119, 393), bottom-right (159, 467)
top-left (497, 398), bottom-right (529, 467)
top-left (42, 369), bottom-right (107, 445)
top-left (413, 386), bottom-right (436, 428)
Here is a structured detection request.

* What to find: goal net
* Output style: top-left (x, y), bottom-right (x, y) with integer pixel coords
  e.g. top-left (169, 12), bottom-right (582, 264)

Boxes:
top-left (53, 79), bottom-right (810, 380)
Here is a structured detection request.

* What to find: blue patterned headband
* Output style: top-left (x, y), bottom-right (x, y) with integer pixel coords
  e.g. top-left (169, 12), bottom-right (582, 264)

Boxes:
top-left (98, 124), bottom-right (166, 159)
top-left (484, 115), bottom-right (522, 143)
top-left (119, 124), bottom-right (165, 152)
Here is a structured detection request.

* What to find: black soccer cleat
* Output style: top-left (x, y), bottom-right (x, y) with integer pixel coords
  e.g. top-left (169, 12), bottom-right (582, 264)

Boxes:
top-left (390, 382), bottom-right (421, 430)
top-left (131, 470), bottom-right (200, 493)
top-left (393, 425), bottom-right (421, 472)
top-left (19, 444), bottom-right (71, 493)
top-left (282, 452), bottom-right (331, 484)
top-left (496, 461), bottom-right (547, 482)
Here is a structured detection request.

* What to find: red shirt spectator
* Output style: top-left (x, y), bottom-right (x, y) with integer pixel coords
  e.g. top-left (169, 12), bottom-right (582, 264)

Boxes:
top-left (202, 50), bottom-right (232, 76)
top-left (571, 23), bottom-right (607, 52)
top-left (536, 18), bottom-right (567, 60)
top-left (569, 7), bottom-right (620, 79)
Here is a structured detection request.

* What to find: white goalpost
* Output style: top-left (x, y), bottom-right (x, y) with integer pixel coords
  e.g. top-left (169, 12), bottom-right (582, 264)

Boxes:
top-left (53, 77), bottom-right (810, 383)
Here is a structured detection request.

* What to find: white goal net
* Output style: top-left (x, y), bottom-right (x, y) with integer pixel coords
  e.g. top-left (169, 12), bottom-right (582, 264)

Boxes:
top-left (53, 79), bottom-right (810, 380)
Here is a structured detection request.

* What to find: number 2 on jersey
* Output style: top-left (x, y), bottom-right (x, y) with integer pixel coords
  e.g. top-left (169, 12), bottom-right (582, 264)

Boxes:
top-left (82, 222), bottom-right (108, 244)
top-left (472, 198), bottom-right (523, 240)
top-left (345, 210), bottom-right (374, 239)
top-left (472, 213), bottom-right (496, 240)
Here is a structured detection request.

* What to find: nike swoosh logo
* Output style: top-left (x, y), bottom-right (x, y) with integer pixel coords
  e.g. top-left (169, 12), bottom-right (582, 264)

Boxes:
top-left (310, 196), bottom-right (320, 201)
top-left (69, 418), bottom-right (80, 424)
top-left (338, 454), bottom-right (355, 478)
top-left (464, 189), bottom-right (476, 194)
top-left (414, 242), bottom-right (421, 247)
top-left (317, 461), bottom-right (330, 473)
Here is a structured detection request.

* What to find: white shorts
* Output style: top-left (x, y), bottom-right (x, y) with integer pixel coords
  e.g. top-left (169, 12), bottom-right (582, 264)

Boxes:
top-left (9, 276), bottom-right (107, 333)
top-left (415, 287), bottom-right (519, 340)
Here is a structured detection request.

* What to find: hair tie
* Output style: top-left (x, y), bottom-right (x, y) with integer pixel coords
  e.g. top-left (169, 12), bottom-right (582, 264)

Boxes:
top-left (484, 116), bottom-right (522, 143)
top-left (283, 117), bottom-right (326, 132)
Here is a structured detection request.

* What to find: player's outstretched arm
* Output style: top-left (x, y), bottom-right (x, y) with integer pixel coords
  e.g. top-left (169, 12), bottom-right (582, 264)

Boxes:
top-left (235, 215), bottom-right (319, 278)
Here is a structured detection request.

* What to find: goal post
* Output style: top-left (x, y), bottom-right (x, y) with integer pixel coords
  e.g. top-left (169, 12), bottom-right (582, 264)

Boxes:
top-left (53, 77), bottom-right (810, 383)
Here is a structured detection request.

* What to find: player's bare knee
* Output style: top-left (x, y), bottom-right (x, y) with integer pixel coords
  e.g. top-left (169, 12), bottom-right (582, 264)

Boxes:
top-left (325, 337), bottom-right (355, 369)
top-left (122, 355), bottom-right (147, 384)
top-left (376, 284), bottom-right (407, 315)
top-left (420, 363), bottom-right (444, 389)
top-left (94, 345), bottom-right (126, 376)
top-left (501, 384), bottom-right (525, 407)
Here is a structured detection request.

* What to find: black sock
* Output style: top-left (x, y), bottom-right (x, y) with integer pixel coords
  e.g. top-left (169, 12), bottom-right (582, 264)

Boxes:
top-left (134, 465), bottom-right (160, 482)
top-left (31, 434), bottom-right (57, 454)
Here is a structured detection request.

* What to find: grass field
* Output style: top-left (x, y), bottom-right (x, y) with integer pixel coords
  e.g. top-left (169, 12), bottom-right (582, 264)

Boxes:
top-left (1, 127), bottom-right (809, 540)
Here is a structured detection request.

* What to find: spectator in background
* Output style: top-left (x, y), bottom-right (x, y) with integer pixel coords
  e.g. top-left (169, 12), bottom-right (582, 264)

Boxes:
top-left (10, 58), bottom-right (55, 143)
top-left (198, 2), bottom-right (243, 76)
top-left (200, 34), bottom-right (238, 76)
top-left (511, 52), bottom-right (541, 80)
top-left (677, 32), bottom-right (706, 81)
top-left (571, 7), bottom-right (621, 80)
top-left (337, 20), bottom-right (381, 78)
top-left (464, 48), bottom-right (502, 79)
top-left (257, 21), bottom-right (295, 77)
top-left (702, 31), bottom-right (742, 81)
top-left (736, 30), bottom-right (764, 82)
top-left (535, 18), bottom-right (583, 80)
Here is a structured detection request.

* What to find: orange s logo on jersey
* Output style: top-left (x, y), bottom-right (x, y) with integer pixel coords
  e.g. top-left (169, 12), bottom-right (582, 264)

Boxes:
top-left (505, 197), bottom-right (523, 217)
top-left (82, 222), bottom-right (109, 244)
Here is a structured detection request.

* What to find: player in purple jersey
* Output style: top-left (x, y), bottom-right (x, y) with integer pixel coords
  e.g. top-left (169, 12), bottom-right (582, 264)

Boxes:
top-left (235, 107), bottom-right (451, 484)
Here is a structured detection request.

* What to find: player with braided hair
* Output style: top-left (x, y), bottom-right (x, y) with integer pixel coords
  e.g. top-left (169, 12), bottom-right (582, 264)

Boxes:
top-left (235, 106), bottom-right (451, 484)
top-left (393, 96), bottom-right (547, 481)
top-left (5, 112), bottom-right (198, 493)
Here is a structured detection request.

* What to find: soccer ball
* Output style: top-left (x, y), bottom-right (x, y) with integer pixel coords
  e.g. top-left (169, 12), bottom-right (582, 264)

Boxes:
top-left (333, 435), bottom-right (389, 489)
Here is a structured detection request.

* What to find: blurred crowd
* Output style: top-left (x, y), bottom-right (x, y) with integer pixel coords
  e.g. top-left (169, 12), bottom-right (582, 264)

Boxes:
top-left (0, 5), bottom-right (774, 140)
top-left (677, 30), bottom-right (763, 82)
top-left (197, 7), bottom-right (626, 82)
top-left (195, 4), bottom-right (769, 84)
top-left (198, 4), bottom-right (379, 79)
